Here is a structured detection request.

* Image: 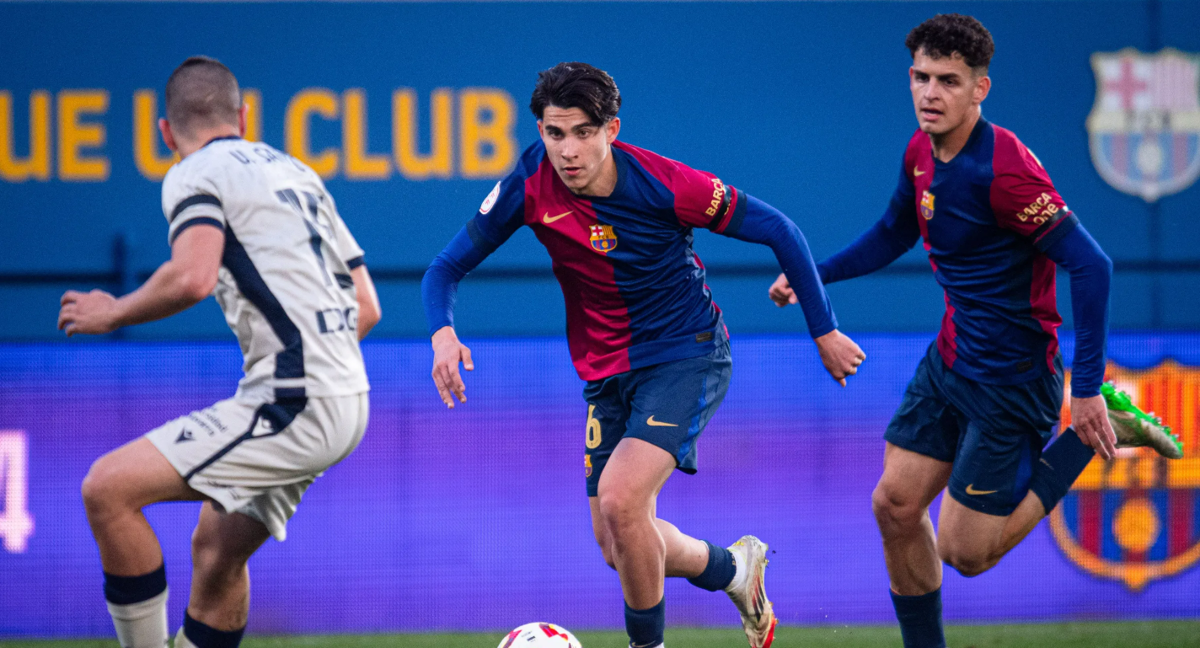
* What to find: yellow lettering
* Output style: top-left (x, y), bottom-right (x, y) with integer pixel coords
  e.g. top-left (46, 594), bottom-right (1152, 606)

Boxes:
top-left (285, 88), bottom-right (339, 178)
top-left (132, 90), bottom-right (178, 181)
top-left (57, 90), bottom-right (109, 181)
top-left (242, 89), bottom-right (262, 142)
top-left (0, 90), bottom-right (51, 182)
top-left (459, 89), bottom-right (517, 179)
top-left (342, 89), bottom-right (389, 180)
top-left (393, 88), bottom-right (453, 179)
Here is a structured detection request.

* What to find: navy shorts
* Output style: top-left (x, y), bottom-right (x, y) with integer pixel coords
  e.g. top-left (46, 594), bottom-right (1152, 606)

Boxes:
top-left (582, 342), bottom-right (732, 497)
top-left (886, 342), bottom-right (1064, 516)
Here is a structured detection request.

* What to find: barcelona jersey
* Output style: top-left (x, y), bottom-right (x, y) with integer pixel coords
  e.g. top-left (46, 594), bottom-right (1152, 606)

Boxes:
top-left (889, 118), bottom-right (1079, 385)
top-left (458, 140), bottom-right (749, 381)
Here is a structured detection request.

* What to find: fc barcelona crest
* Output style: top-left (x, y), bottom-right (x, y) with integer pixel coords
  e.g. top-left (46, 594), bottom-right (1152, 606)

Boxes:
top-left (920, 191), bottom-right (935, 220)
top-left (1050, 362), bottom-right (1200, 591)
top-left (1087, 48), bottom-right (1200, 202)
top-left (589, 224), bottom-right (618, 253)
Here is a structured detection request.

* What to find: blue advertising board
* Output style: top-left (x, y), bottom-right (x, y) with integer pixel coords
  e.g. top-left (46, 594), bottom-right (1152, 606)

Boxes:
top-left (1, 1), bottom-right (1199, 339)
top-left (1, 332), bottom-right (1198, 637)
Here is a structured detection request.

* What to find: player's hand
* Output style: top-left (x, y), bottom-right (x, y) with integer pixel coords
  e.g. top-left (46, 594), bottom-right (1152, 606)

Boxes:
top-left (769, 272), bottom-right (798, 307)
top-left (814, 329), bottom-right (865, 387)
top-left (1071, 393), bottom-right (1117, 461)
top-left (431, 326), bottom-right (473, 409)
top-left (58, 289), bottom-right (120, 336)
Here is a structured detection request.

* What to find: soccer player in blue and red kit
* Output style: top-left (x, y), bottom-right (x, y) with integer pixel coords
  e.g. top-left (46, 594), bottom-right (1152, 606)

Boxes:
top-left (423, 62), bottom-right (866, 648)
top-left (769, 15), bottom-right (1181, 648)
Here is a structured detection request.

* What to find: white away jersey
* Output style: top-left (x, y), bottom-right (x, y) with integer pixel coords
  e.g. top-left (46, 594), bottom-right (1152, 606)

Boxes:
top-left (161, 137), bottom-right (369, 399)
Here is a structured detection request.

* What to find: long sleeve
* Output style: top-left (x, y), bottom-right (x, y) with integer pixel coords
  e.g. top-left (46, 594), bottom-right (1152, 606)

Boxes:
top-left (422, 224), bottom-right (494, 335)
top-left (817, 214), bottom-right (919, 284)
top-left (1040, 216), bottom-right (1112, 397)
top-left (817, 154), bottom-right (921, 284)
top-left (721, 193), bottom-right (837, 338)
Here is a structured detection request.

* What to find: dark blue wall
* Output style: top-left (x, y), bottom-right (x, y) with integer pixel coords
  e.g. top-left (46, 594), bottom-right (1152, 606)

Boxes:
top-left (2, 1), bottom-right (1198, 340)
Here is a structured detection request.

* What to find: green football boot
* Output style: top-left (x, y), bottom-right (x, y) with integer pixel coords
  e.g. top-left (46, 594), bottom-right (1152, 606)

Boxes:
top-left (1101, 381), bottom-right (1184, 459)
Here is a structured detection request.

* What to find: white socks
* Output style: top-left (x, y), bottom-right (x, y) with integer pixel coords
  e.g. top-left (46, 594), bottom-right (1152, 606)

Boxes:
top-left (726, 552), bottom-right (749, 593)
top-left (106, 588), bottom-right (169, 648)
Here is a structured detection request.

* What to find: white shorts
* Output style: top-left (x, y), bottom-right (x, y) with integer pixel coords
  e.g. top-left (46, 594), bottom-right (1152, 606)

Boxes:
top-left (146, 393), bottom-right (368, 541)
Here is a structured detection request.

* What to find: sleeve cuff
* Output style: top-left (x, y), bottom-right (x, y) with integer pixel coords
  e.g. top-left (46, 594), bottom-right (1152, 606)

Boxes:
top-left (169, 216), bottom-right (224, 245)
top-left (346, 256), bottom-right (365, 269)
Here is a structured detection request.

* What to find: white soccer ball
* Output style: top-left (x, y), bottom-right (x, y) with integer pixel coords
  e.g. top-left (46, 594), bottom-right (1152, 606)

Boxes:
top-left (497, 622), bottom-right (583, 648)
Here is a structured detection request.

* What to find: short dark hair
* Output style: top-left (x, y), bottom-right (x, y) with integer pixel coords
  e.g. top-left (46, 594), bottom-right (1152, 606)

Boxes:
top-left (906, 14), bottom-right (995, 72)
top-left (530, 62), bottom-right (621, 126)
top-left (165, 56), bottom-right (241, 136)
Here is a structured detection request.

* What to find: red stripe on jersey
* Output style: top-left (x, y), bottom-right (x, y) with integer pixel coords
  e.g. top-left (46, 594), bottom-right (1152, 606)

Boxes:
top-left (1031, 254), bottom-right (1062, 372)
top-left (936, 291), bottom-right (959, 368)
top-left (525, 160), bottom-right (632, 380)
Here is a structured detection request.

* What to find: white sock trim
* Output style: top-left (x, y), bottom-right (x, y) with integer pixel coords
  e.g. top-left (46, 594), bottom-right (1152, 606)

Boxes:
top-left (106, 588), bottom-right (169, 648)
top-left (726, 549), bottom-right (749, 592)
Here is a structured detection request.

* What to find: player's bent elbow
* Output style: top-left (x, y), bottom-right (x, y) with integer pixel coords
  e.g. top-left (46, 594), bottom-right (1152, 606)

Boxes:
top-left (178, 271), bottom-right (218, 304)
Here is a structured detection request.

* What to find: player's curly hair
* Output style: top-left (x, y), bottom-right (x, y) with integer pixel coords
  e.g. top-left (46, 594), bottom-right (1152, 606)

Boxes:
top-left (530, 62), bottom-right (621, 126)
top-left (905, 14), bottom-right (994, 72)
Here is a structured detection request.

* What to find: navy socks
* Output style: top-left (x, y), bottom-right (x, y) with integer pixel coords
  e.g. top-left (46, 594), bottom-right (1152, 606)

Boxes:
top-left (104, 564), bottom-right (167, 605)
top-left (890, 588), bottom-right (945, 648)
top-left (687, 540), bottom-right (736, 592)
top-left (1029, 426), bottom-right (1096, 514)
top-left (624, 598), bottom-right (665, 648)
top-left (183, 612), bottom-right (245, 648)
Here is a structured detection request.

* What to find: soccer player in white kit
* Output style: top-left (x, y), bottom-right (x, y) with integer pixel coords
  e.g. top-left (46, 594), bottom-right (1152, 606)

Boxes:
top-left (56, 57), bottom-right (380, 648)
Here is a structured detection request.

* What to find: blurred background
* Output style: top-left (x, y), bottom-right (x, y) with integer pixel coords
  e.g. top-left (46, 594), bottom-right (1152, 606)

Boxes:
top-left (1, 0), bottom-right (1198, 642)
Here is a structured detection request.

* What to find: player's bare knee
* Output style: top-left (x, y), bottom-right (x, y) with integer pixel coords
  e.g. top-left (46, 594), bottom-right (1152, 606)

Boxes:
top-left (872, 483), bottom-right (922, 535)
top-left (596, 488), bottom-right (645, 541)
top-left (81, 454), bottom-right (124, 522)
top-left (937, 539), bottom-right (994, 578)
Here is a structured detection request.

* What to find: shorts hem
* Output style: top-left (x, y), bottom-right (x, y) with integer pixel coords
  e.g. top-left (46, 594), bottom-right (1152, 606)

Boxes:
top-left (883, 430), bottom-right (956, 463)
top-left (947, 484), bottom-right (1018, 517)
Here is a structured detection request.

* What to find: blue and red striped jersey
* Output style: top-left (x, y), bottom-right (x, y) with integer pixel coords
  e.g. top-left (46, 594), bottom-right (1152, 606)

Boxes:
top-left (893, 118), bottom-right (1078, 385)
top-left (463, 139), bottom-right (749, 380)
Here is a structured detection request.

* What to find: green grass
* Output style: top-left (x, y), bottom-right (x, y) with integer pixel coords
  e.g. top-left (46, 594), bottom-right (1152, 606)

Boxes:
top-left (6, 622), bottom-right (1199, 648)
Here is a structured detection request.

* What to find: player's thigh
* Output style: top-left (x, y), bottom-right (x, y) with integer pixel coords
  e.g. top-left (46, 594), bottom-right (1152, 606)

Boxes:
top-left (83, 436), bottom-right (205, 511)
top-left (935, 488), bottom-right (1009, 559)
top-left (623, 342), bottom-right (732, 479)
top-left (583, 375), bottom-right (632, 498)
top-left (875, 442), bottom-right (953, 518)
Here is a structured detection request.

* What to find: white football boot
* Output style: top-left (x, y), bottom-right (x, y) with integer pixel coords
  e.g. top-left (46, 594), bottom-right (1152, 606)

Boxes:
top-left (724, 535), bottom-right (777, 648)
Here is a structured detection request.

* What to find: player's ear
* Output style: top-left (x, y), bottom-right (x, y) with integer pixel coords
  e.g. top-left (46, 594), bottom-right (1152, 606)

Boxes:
top-left (159, 118), bottom-right (178, 153)
top-left (606, 117), bottom-right (620, 144)
top-left (973, 74), bottom-right (992, 105)
top-left (536, 120), bottom-right (544, 138)
top-left (238, 103), bottom-right (249, 137)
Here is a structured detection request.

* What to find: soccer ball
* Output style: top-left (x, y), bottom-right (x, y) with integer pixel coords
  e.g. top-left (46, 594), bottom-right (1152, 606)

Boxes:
top-left (497, 622), bottom-right (583, 648)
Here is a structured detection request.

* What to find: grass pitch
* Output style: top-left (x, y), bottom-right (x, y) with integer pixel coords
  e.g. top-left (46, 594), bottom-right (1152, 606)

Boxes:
top-left (6, 622), bottom-right (1199, 648)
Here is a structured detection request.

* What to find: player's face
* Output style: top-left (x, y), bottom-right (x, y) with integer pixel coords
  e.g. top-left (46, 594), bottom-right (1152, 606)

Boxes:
top-left (538, 106), bottom-right (620, 196)
top-left (909, 49), bottom-right (990, 136)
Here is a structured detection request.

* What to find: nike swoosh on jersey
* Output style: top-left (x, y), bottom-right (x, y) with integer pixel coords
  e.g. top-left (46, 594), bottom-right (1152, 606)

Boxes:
top-left (964, 484), bottom-right (998, 496)
top-left (646, 415), bottom-right (678, 427)
top-left (913, 167), bottom-right (926, 176)
top-left (542, 211), bottom-right (573, 224)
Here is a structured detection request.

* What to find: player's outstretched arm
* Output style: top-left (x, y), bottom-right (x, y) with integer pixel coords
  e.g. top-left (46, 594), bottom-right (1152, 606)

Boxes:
top-left (769, 213), bottom-right (919, 307)
top-left (351, 265), bottom-right (381, 340)
top-left (421, 223), bottom-right (504, 408)
top-left (1042, 217), bottom-right (1116, 459)
top-left (57, 224), bottom-right (223, 336)
top-left (722, 193), bottom-right (866, 385)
